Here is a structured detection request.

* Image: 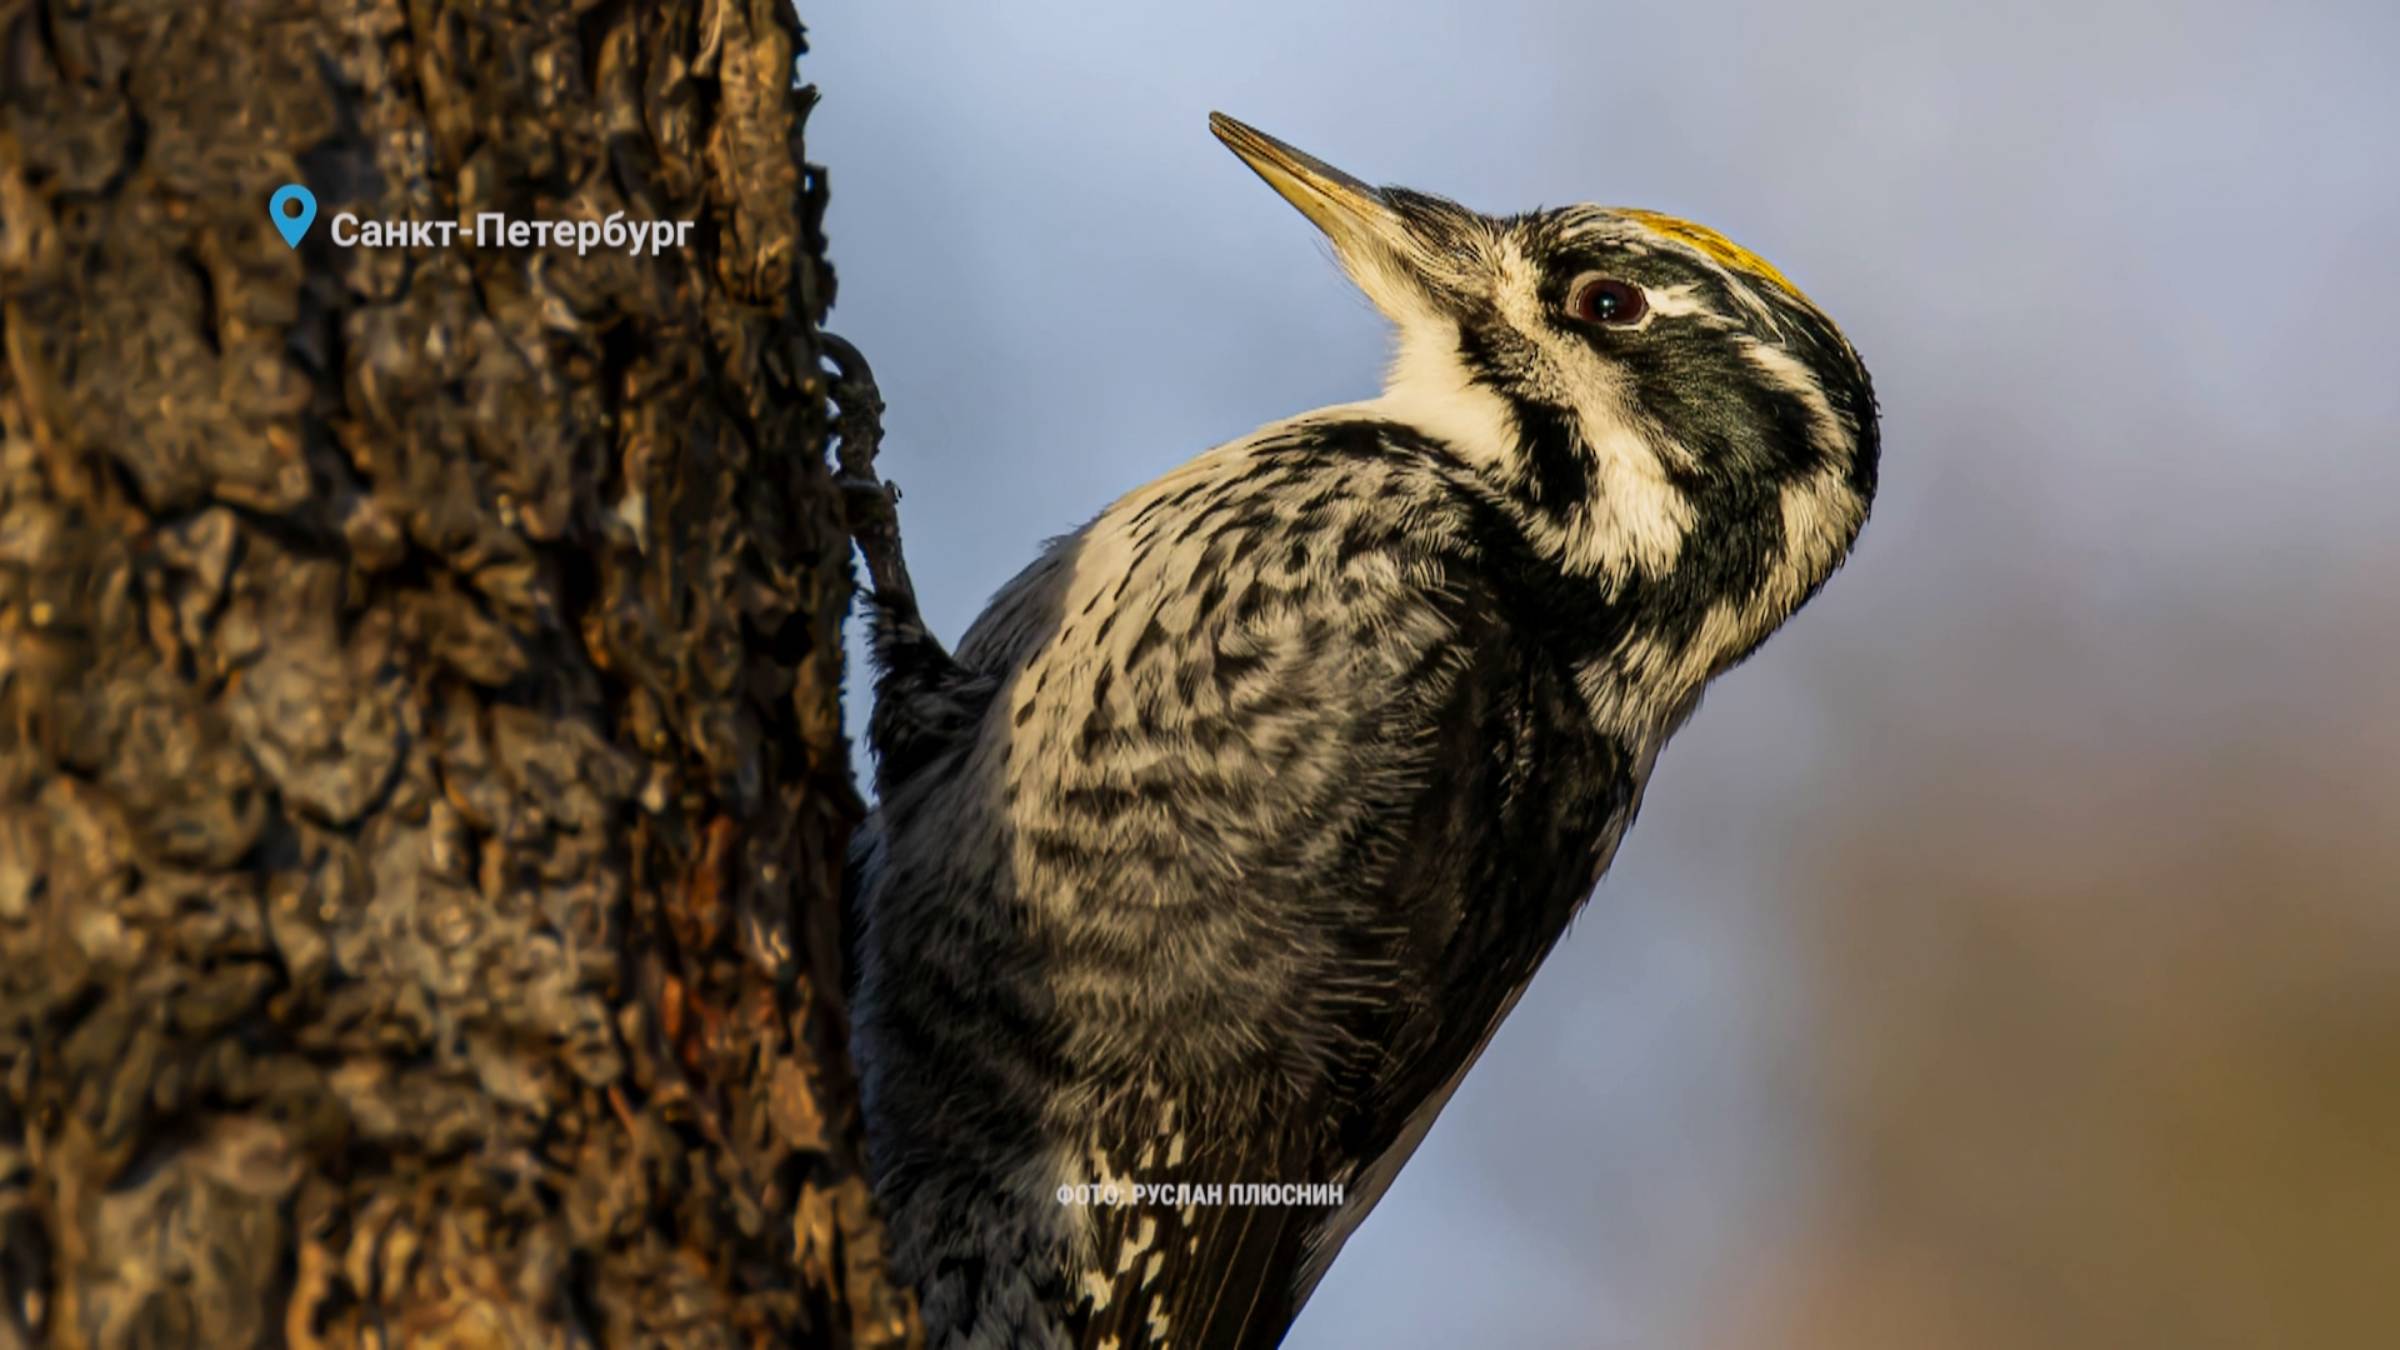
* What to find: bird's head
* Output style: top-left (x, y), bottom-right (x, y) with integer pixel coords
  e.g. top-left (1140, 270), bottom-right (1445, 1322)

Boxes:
top-left (1213, 114), bottom-right (1879, 702)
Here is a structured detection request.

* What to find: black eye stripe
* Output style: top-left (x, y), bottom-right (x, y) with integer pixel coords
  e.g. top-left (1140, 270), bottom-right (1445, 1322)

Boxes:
top-left (1541, 251), bottom-right (1741, 315)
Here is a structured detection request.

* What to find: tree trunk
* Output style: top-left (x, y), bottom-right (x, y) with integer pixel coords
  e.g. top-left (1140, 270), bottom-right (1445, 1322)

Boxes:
top-left (0, 0), bottom-right (916, 1344)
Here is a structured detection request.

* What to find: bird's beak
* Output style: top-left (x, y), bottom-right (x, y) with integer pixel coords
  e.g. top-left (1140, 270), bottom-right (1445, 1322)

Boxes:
top-left (1210, 113), bottom-right (1403, 263)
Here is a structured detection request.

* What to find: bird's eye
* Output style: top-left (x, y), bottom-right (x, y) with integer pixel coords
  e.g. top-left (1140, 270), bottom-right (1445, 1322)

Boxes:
top-left (1568, 276), bottom-right (1647, 326)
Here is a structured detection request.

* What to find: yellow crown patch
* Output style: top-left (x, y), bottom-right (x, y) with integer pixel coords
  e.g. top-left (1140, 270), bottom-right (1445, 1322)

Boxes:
top-left (1619, 209), bottom-right (1811, 306)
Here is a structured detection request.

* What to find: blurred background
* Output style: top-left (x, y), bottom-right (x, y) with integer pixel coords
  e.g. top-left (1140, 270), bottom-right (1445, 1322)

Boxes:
top-left (804, 1), bottom-right (2400, 1345)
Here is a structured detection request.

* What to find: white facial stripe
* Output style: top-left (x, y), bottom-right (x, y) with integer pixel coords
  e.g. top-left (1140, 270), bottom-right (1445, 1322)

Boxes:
top-left (1737, 336), bottom-right (1853, 461)
top-left (1640, 281), bottom-right (1712, 320)
top-left (1573, 461), bottom-right (1865, 738)
top-left (1567, 422), bottom-right (1696, 573)
top-left (1775, 467), bottom-right (1867, 600)
top-left (1723, 276), bottom-right (1784, 329)
top-left (1493, 236), bottom-right (1696, 581)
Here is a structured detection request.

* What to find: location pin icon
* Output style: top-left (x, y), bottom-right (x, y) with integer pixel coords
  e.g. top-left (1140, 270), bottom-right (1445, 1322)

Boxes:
top-left (269, 184), bottom-right (317, 248)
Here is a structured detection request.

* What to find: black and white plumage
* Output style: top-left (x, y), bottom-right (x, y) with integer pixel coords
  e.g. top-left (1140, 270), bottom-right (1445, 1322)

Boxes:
top-left (843, 114), bottom-right (1880, 1350)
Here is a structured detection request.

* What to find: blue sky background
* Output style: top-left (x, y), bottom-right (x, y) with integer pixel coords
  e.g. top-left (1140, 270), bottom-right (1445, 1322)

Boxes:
top-left (802, 3), bottom-right (2400, 1344)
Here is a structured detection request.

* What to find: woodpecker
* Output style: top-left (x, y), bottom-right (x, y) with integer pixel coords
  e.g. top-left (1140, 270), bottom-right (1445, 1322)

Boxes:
top-left (839, 114), bottom-right (1879, 1350)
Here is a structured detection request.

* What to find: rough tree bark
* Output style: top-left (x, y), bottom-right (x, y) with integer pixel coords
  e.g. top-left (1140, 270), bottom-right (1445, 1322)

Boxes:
top-left (0, 0), bottom-right (917, 1344)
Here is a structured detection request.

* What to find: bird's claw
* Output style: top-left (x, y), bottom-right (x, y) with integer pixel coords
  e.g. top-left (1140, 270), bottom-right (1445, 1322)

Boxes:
top-left (820, 331), bottom-right (920, 614)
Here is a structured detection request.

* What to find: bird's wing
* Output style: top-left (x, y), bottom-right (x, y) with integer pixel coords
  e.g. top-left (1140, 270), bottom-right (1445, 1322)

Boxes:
top-left (1058, 567), bottom-right (1621, 1349)
top-left (1059, 1080), bottom-right (1331, 1350)
top-left (1289, 589), bottom-right (1636, 1311)
top-left (977, 421), bottom-right (1637, 1349)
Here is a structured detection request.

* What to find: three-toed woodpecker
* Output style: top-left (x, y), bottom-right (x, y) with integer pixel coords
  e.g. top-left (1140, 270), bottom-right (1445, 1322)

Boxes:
top-left (843, 113), bottom-right (1880, 1350)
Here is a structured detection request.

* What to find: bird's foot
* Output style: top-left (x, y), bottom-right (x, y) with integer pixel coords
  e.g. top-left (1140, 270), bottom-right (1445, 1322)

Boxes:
top-left (820, 332), bottom-right (918, 613)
